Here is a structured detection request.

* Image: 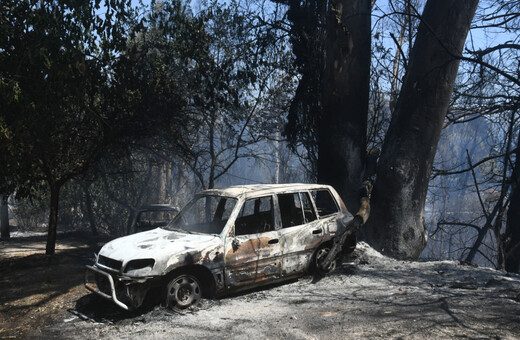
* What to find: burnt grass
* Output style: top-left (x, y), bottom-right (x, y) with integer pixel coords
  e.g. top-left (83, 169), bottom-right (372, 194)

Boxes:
top-left (1, 236), bottom-right (520, 339)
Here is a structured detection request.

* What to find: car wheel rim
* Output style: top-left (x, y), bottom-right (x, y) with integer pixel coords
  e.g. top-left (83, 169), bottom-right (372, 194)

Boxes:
top-left (316, 247), bottom-right (336, 272)
top-left (167, 275), bottom-right (201, 308)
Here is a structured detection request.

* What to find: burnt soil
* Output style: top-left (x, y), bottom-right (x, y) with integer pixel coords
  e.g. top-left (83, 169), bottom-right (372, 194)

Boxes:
top-left (1, 235), bottom-right (520, 339)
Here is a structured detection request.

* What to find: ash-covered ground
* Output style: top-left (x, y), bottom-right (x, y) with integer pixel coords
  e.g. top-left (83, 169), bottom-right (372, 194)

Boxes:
top-left (33, 242), bottom-right (520, 339)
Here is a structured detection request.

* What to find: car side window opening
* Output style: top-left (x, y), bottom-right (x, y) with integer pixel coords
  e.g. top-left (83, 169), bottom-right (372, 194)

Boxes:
top-left (234, 196), bottom-right (275, 236)
top-left (311, 189), bottom-right (339, 217)
top-left (300, 192), bottom-right (317, 223)
top-left (278, 193), bottom-right (306, 228)
top-left (168, 196), bottom-right (237, 234)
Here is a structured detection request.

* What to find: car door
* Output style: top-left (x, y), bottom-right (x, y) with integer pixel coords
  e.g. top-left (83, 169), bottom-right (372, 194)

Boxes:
top-left (277, 191), bottom-right (323, 276)
top-left (224, 195), bottom-right (282, 288)
top-left (311, 188), bottom-right (342, 236)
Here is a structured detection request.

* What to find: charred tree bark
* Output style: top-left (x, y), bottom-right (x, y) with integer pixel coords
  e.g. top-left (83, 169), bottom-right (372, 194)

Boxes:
top-left (0, 195), bottom-right (9, 239)
top-left (364, 0), bottom-right (478, 260)
top-left (318, 0), bottom-right (371, 213)
top-left (505, 132), bottom-right (520, 273)
top-left (46, 181), bottom-right (62, 255)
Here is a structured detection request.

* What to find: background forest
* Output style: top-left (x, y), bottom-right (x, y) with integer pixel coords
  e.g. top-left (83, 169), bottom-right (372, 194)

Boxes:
top-left (1, 0), bottom-right (519, 272)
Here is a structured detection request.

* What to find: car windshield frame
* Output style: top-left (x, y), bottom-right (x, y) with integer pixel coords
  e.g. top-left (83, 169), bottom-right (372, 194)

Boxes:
top-left (163, 194), bottom-right (238, 236)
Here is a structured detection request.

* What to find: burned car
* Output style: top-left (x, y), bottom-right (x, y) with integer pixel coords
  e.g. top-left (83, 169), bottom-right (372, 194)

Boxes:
top-left (128, 204), bottom-right (179, 235)
top-left (85, 183), bottom-right (364, 310)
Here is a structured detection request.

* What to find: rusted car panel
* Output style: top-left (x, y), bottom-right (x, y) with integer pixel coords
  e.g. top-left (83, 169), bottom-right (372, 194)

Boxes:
top-left (85, 183), bottom-right (356, 310)
top-left (224, 231), bottom-right (283, 287)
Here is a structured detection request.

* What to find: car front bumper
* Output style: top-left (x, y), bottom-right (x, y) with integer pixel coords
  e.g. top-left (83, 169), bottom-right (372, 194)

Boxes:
top-left (84, 265), bottom-right (134, 310)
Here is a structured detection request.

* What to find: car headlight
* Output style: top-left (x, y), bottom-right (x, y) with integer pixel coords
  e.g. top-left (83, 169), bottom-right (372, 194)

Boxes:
top-left (124, 259), bottom-right (155, 276)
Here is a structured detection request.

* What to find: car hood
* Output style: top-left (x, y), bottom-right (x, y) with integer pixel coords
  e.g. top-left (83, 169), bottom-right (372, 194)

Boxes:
top-left (98, 228), bottom-right (222, 274)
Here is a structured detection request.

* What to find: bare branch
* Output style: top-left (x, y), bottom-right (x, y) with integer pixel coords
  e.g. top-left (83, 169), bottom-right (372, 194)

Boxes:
top-left (432, 147), bottom-right (519, 178)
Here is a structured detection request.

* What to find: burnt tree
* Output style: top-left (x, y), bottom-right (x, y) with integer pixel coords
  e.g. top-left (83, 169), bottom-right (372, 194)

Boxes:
top-left (318, 0), bottom-right (371, 212)
top-left (364, 0), bottom-right (479, 259)
top-left (282, 0), bottom-right (371, 210)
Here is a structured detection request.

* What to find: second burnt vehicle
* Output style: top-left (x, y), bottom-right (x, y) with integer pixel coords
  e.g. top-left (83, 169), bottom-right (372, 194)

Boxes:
top-left (128, 204), bottom-right (179, 235)
top-left (85, 183), bottom-right (369, 310)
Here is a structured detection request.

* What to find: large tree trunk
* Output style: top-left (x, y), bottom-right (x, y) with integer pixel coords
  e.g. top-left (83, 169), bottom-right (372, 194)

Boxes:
top-left (504, 132), bottom-right (520, 273)
top-left (364, 0), bottom-right (479, 260)
top-left (155, 162), bottom-right (169, 203)
top-left (0, 195), bottom-right (9, 239)
top-left (318, 0), bottom-right (371, 212)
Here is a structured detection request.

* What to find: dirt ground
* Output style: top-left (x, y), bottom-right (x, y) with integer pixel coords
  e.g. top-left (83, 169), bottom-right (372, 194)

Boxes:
top-left (1, 235), bottom-right (520, 339)
top-left (0, 233), bottom-right (109, 339)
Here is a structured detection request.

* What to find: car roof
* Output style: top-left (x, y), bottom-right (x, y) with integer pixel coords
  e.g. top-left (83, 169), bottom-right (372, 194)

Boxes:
top-left (199, 183), bottom-right (336, 199)
top-left (137, 204), bottom-right (178, 212)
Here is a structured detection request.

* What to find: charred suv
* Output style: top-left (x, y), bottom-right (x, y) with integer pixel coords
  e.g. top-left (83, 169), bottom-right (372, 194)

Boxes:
top-left (85, 183), bottom-right (368, 310)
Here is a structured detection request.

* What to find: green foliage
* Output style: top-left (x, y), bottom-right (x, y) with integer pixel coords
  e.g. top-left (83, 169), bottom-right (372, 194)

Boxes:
top-left (0, 0), bottom-right (132, 196)
top-left (111, 0), bottom-right (200, 143)
top-left (0, 0), bottom-right (296, 239)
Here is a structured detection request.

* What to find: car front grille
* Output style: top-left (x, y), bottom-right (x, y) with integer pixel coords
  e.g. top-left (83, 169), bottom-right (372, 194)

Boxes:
top-left (96, 273), bottom-right (112, 295)
top-left (98, 255), bottom-right (122, 271)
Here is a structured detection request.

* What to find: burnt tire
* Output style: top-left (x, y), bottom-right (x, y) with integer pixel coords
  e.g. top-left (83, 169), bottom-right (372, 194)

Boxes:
top-left (165, 274), bottom-right (202, 309)
top-left (312, 244), bottom-right (336, 275)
